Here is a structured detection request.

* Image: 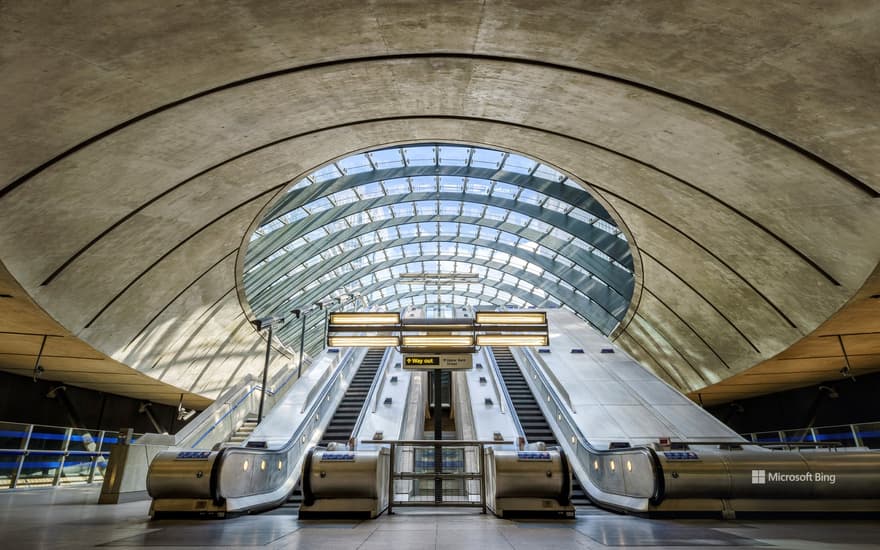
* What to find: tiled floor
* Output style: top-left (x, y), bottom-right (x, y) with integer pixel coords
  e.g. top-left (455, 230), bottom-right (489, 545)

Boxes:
top-left (1, 486), bottom-right (878, 549)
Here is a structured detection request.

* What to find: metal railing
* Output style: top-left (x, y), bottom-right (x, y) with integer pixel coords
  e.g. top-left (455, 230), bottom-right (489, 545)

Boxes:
top-left (363, 439), bottom-right (502, 514)
top-left (743, 421), bottom-right (880, 450)
top-left (0, 422), bottom-right (143, 489)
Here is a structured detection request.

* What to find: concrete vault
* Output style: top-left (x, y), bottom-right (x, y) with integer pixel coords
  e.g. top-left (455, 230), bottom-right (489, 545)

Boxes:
top-left (0, 1), bottom-right (878, 408)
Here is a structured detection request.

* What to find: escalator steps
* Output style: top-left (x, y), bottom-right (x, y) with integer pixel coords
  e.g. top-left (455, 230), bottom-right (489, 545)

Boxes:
top-left (318, 348), bottom-right (385, 446)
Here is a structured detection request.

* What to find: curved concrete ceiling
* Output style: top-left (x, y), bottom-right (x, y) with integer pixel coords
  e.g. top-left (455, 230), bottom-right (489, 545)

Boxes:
top-left (0, 2), bottom-right (877, 405)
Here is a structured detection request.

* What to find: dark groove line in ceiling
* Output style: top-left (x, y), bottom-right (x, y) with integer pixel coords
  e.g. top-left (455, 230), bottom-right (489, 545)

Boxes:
top-left (129, 286), bottom-right (238, 356)
top-left (35, 114), bottom-right (837, 295)
top-left (3, 52), bottom-right (873, 202)
top-left (0, 352), bottom-right (104, 360)
top-left (82, 186), bottom-right (284, 330)
top-left (642, 287), bottom-right (731, 369)
top-left (633, 313), bottom-right (709, 385)
top-left (617, 326), bottom-right (688, 389)
top-left (125, 249), bottom-right (238, 347)
top-left (0, 331), bottom-right (65, 338)
top-left (639, 249), bottom-right (761, 353)
top-left (593, 185), bottom-right (799, 330)
top-left (777, 352), bottom-right (880, 361)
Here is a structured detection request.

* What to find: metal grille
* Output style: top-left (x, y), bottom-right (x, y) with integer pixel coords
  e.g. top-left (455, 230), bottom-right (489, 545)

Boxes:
top-left (378, 440), bottom-right (496, 513)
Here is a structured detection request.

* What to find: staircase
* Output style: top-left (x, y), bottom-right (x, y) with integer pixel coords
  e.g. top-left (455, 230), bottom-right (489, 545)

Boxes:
top-left (225, 414), bottom-right (259, 446)
top-left (491, 346), bottom-right (591, 506)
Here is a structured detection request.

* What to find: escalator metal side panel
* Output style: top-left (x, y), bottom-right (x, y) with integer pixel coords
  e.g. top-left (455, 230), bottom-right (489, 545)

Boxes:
top-left (213, 348), bottom-right (373, 513)
top-left (495, 346), bottom-right (658, 514)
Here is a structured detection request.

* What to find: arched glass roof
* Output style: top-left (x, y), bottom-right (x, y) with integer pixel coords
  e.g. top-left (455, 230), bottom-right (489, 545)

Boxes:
top-left (243, 144), bottom-right (635, 353)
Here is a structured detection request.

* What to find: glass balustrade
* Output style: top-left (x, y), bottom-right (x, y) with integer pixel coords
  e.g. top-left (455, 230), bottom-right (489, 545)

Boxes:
top-left (0, 421), bottom-right (142, 489)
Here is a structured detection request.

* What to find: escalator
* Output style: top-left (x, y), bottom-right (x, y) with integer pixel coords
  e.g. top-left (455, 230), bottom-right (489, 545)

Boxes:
top-left (319, 348), bottom-right (384, 446)
top-left (280, 347), bottom-right (384, 512)
top-left (491, 346), bottom-right (591, 506)
top-left (148, 346), bottom-right (388, 517)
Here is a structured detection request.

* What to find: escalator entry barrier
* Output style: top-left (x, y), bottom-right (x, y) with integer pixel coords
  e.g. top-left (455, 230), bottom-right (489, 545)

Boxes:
top-left (299, 446), bottom-right (390, 518)
top-left (485, 443), bottom-right (575, 518)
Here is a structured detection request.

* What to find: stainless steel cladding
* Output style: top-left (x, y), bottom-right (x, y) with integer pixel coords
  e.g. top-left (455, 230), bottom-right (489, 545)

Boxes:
top-left (659, 448), bottom-right (880, 500)
top-left (585, 449), bottom-right (659, 499)
top-left (486, 448), bottom-right (574, 517)
top-left (492, 449), bottom-right (567, 498)
top-left (299, 447), bottom-right (390, 518)
top-left (146, 450), bottom-right (218, 500)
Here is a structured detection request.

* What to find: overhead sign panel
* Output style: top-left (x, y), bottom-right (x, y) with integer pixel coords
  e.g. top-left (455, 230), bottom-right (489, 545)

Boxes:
top-left (403, 354), bottom-right (473, 370)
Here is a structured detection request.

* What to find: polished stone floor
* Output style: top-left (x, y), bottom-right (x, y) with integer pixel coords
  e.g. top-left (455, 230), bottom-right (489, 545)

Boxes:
top-left (1, 486), bottom-right (878, 549)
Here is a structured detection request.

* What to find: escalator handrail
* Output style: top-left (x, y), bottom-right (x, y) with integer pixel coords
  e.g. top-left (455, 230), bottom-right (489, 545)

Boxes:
top-left (212, 346), bottom-right (363, 501)
top-left (485, 347), bottom-right (526, 444)
top-left (518, 346), bottom-right (662, 501)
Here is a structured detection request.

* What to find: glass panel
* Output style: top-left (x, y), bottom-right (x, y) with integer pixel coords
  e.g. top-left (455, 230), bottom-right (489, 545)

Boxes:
top-left (438, 146), bottom-right (469, 166)
top-left (399, 224), bottom-right (419, 238)
top-left (458, 225), bottom-right (478, 239)
top-left (497, 232), bottom-right (518, 247)
top-left (337, 153), bottom-right (373, 175)
top-left (438, 176), bottom-right (464, 193)
top-left (279, 208), bottom-right (308, 224)
top-left (517, 188), bottom-right (543, 205)
top-left (27, 425), bottom-right (68, 451)
top-left (506, 211), bottom-right (530, 227)
top-left (303, 196), bottom-right (332, 214)
top-left (464, 178), bottom-right (492, 195)
top-left (290, 177), bottom-right (312, 191)
top-left (438, 222), bottom-right (458, 236)
top-left (594, 219), bottom-right (619, 235)
top-left (543, 197), bottom-right (571, 214)
top-left (528, 218), bottom-right (552, 234)
top-left (411, 176), bottom-right (437, 193)
top-left (383, 178), bottom-right (410, 195)
top-left (533, 163), bottom-right (565, 182)
top-left (490, 182), bottom-right (518, 198)
top-left (501, 153), bottom-right (537, 174)
top-left (470, 148), bottom-right (504, 169)
top-left (439, 201), bottom-right (461, 216)
top-left (478, 227), bottom-right (499, 241)
top-left (457, 243), bottom-right (475, 257)
top-left (16, 453), bottom-right (62, 487)
top-left (402, 145), bottom-right (436, 166)
top-left (368, 148), bottom-right (404, 169)
top-left (312, 163), bottom-right (342, 182)
top-left (812, 425), bottom-right (857, 447)
top-left (484, 206), bottom-right (506, 221)
top-left (0, 422), bottom-right (29, 450)
top-left (391, 203), bottom-right (414, 217)
top-left (356, 182), bottom-right (384, 200)
top-left (856, 423), bottom-right (880, 449)
top-left (460, 203), bottom-right (484, 218)
top-left (58, 453), bottom-right (96, 485)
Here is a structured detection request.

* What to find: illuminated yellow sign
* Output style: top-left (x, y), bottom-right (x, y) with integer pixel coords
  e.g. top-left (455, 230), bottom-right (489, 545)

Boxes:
top-left (402, 354), bottom-right (473, 370)
top-left (404, 356), bottom-right (440, 367)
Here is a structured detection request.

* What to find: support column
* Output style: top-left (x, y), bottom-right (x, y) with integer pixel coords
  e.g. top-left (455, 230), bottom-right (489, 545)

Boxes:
top-left (434, 369), bottom-right (443, 502)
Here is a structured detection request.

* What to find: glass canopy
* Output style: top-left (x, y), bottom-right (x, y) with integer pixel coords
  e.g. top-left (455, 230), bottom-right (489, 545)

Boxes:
top-left (243, 144), bottom-right (635, 353)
